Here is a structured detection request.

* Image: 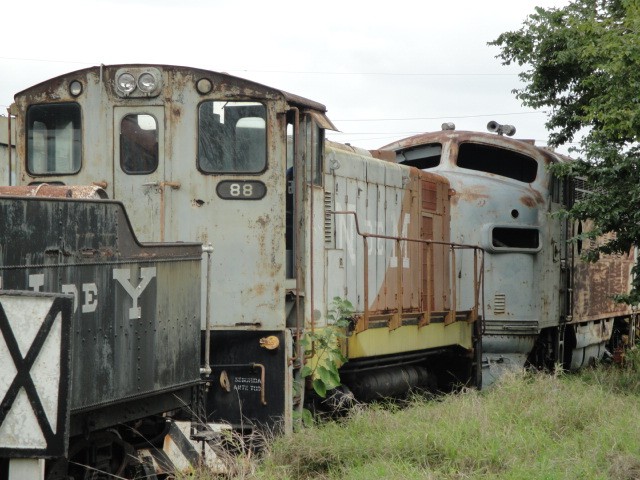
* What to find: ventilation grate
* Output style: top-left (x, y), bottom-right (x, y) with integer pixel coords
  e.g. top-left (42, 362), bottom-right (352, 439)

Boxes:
top-left (573, 176), bottom-right (594, 202)
top-left (324, 191), bottom-right (334, 244)
top-left (493, 293), bottom-right (506, 315)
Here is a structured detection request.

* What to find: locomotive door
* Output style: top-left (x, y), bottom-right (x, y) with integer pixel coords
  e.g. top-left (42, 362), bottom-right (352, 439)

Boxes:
top-left (113, 106), bottom-right (166, 242)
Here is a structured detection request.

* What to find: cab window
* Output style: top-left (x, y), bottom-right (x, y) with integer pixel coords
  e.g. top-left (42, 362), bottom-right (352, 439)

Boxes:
top-left (397, 143), bottom-right (441, 169)
top-left (27, 103), bottom-right (81, 174)
top-left (198, 101), bottom-right (267, 173)
top-left (457, 143), bottom-right (537, 183)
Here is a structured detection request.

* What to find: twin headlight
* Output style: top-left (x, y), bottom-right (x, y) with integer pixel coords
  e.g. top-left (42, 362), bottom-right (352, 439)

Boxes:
top-left (115, 68), bottom-right (162, 97)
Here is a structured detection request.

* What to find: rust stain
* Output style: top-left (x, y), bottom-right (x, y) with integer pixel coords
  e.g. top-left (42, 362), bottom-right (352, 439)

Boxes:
top-left (520, 196), bottom-right (537, 208)
top-left (0, 185), bottom-right (107, 199)
top-left (529, 188), bottom-right (545, 205)
top-left (366, 170), bottom-right (454, 317)
top-left (255, 216), bottom-right (269, 228)
top-left (453, 188), bottom-right (490, 207)
top-left (572, 248), bottom-right (634, 322)
top-left (459, 191), bottom-right (490, 202)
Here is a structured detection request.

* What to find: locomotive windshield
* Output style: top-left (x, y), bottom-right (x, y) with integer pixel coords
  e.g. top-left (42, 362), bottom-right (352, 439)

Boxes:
top-left (27, 103), bottom-right (81, 174)
top-left (396, 143), bottom-right (441, 169)
top-left (457, 143), bottom-right (537, 183)
top-left (198, 101), bottom-right (267, 173)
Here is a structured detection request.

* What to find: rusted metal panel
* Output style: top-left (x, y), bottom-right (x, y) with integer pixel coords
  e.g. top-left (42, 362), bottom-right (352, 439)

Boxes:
top-left (326, 142), bottom-right (478, 341)
top-left (0, 185), bottom-right (107, 199)
top-left (572, 249), bottom-right (634, 322)
top-left (419, 174), bottom-right (452, 313)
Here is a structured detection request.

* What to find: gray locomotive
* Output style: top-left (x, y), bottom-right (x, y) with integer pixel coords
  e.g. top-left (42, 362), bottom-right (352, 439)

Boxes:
top-left (381, 124), bottom-right (636, 384)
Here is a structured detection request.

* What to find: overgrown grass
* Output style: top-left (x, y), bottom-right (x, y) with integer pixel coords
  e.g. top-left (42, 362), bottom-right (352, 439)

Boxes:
top-left (572, 347), bottom-right (640, 396)
top-left (195, 352), bottom-right (640, 479)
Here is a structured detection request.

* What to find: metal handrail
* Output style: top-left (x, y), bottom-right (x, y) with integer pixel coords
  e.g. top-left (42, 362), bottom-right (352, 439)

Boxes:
top-left (329, 210), bottom-right (485, 331)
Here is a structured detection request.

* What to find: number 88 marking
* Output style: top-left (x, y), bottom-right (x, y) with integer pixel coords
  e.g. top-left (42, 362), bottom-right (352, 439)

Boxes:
top-left (217, 180), bottom-right (266, 200)
top-left (229, 183), bottom-right (253, 197)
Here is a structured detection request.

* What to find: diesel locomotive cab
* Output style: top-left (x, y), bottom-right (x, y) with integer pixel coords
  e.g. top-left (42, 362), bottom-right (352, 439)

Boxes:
top-left (8, 64), bottom-right (335, 463)
top-left (392, 135), bottom-right (552, 381)
top-left (384, 128), bottom-right (634, 383)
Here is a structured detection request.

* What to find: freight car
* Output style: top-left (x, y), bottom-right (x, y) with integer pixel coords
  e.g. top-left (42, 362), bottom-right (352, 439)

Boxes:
top-left (0, 65), bottom-right (482, 479)
top-left (381, 124), bottom-right (636, 384)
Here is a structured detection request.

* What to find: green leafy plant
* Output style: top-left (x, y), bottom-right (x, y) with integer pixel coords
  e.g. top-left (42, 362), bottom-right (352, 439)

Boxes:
top-left (490, 0), bottom-right (640, 303)
top-left (300, 297), bottom-right (353, 398)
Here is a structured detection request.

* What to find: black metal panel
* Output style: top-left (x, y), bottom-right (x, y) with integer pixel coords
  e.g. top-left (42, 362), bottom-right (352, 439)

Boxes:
top-left (204, 331), bottom-right (286, 431)
top-left (69, 386), bottom-right (194, 437)
top-left (0, 196), bottom-right (202, 424)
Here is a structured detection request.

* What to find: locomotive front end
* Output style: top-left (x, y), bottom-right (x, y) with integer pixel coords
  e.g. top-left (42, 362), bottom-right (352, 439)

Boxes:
top-left (384, 131), bottom-right (564, 384)
top-left (385, 127), bottom-right (635, 383)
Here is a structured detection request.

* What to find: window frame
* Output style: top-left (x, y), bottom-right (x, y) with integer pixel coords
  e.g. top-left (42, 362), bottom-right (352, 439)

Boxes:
top-left (26, 102), bottom-right (82, 176)
top-left (196, 100), bottom-right (268, 175)
top-left (119, 113), bottom-right (160, 175)
top-left (456, 142), bottom-right (538, 184)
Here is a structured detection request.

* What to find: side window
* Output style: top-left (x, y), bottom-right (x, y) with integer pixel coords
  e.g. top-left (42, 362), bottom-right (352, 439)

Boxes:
top-left (120, 114), bottom-right (158, 174)
top-left (397, 143), bottom-right (442, 169)
top-left (27, 103), bottom-right (81, 174)
top-left (286, 122), bottom-right (296, 278)
top-left (307, 119), bottom-right (324, 186)
top-left (198, 101), bottom-right (267, 173)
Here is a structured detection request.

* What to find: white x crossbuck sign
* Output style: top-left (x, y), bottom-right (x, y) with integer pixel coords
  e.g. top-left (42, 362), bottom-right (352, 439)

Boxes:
top-left (0, 292), bottom-right (72, 458)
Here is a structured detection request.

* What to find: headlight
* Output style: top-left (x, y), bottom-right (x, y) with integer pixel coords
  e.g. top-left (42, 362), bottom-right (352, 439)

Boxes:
top-left (117, 73), bottom-right (136, 94)
top-left (138, 72), bottom-right (157, 93)
top-left (114, 67), bottom-right (162, 98)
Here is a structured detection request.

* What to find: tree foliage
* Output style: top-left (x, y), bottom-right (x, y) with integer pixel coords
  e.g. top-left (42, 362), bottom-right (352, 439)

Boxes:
top-left (491, 0), bottom-right (640, 302)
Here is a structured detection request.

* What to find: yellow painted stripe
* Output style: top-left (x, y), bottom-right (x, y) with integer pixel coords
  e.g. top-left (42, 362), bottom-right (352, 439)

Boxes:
top-left (346, 322), bottom-right (473, 359)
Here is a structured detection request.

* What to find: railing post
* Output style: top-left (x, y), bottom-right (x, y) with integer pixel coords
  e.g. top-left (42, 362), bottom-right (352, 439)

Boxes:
top-left (363, 236), bottom-right (370, 331)
top-left (445, 245), bottom-right (457, 326)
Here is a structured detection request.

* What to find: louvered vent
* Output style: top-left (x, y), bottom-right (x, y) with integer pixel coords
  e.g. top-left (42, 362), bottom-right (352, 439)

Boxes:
top-left (573, 176), bottom-right (592, 202)
top-left (324, 191), bottom-right (334, 245)
top-left (493, 293), bottom-right (506, 315)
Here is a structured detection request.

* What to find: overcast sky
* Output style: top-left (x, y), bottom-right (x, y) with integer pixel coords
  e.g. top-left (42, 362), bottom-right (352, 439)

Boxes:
top-left (0, 0), bottom-right (572, 153)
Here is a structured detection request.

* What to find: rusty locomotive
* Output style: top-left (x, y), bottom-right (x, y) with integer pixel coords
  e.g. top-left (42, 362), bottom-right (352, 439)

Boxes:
top-left (381, 125), bottom-right (636, 384)
top-left (0, 65), bottom-right (482, 478)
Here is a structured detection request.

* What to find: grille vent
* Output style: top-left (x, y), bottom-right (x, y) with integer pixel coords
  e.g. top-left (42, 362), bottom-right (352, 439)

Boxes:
top-left (493, 293), bottom-right (506, 315)
top-left (324, 191), bottom-right (334, 245)
top-left (573, 177), bottom-right (593, 202)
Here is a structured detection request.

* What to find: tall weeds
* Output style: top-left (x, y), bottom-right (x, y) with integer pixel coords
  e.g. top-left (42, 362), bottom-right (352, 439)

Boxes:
top-left (246, 359), bottom-right (640, 480)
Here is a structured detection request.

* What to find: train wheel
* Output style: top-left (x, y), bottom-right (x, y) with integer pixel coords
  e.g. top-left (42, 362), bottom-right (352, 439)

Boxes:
top-left (527, 326), bottom-right (569, 371)
top-left (46, 431), bottom-right (136, 480)
top-left (436, 353), bottom-right (475, 392)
